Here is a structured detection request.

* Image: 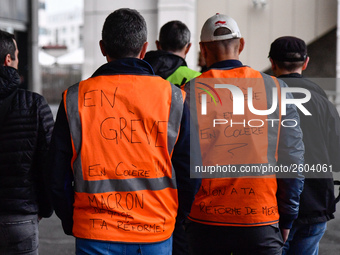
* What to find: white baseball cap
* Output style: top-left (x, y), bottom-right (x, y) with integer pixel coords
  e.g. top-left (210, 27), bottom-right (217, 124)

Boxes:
top-left (200, 13), bottom-right (241, 42)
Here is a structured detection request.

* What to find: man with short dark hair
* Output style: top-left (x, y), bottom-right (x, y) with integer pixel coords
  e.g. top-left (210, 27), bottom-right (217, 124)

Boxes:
top-left (184, 14), bottom-right (305, 255)
top-left (49, 8), bottom-right (199, 255)
top-left (269, 36), bottom-right (340, 255)
top-left (144, 20), bottom-right (200, 87)
top-left (0, 30), bottom-right (54, 254)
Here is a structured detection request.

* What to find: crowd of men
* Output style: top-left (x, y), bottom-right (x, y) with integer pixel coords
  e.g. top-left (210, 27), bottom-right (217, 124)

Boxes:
top-left (1, 7), bottom-right (339, 255)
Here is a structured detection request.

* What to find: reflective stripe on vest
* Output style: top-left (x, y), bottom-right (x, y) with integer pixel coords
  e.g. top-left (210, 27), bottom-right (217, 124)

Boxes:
top-left (188, 67), bottom-right (282, 226)
top-left (63, 74), bottom-right (185, 242)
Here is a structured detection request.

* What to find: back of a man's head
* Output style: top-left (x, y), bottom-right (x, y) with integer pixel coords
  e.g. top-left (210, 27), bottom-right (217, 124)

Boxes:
top-left (199, 14), bottom-right (243, 65)
top-left (159, 21), bottom-right (190, 52)
top-left (269, 36), bottom-right (307, 72)
top-left (101, 8), bottom-right (147, 59)
top-left (0, 30), bottom-right (16, 65)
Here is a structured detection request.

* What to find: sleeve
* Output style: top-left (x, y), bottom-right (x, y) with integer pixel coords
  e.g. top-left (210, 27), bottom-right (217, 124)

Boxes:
top-left (48, 99), bottom-right (75, 235)
top-left (35, 95), bottom-right (54, 218)
top-left (171, 100), bottom-right (201, 223)
top-left (276, 81), bottom-right (305, 229)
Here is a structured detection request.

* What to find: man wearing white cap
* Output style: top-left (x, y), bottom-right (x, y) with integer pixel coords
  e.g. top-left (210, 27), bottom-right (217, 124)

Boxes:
top-left (184, 14), bottom-right (305, 254)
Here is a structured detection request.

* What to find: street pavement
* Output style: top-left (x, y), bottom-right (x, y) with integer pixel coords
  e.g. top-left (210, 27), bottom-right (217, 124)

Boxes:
top-left (39, 214), bottom-right (75, 254)
top-left (39, 198), bottom-right (340, 254)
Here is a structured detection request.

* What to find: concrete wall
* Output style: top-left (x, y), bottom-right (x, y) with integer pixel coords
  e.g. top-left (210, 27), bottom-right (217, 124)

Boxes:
top-left (83, 0), bottom-right (337, 78)
top-left (0, 0), bottom-right (41, 93)
top-left (196, 0), bottom-right (337, 71)
top-left (83, 0), bottom-right (197, 79)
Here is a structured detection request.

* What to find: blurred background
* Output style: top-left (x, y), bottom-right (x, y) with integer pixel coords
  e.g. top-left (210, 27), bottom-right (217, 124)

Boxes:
top-left (1, 0), bottom-right (340, 254)
top-left (1, 0), bottom-right (340, 109)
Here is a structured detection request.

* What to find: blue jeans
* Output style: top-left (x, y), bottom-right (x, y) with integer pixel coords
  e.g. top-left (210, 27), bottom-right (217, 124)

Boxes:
top-left (0, 214), bottom-right (39, 255)
top-left (76, 236), bottom-right (172, 255)
top-left (282, 221), bottom-right (327, 255)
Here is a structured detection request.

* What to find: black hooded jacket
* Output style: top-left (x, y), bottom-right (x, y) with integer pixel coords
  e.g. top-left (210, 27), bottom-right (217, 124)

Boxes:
top-left (0, 66), bottom-right (54, 217)
top-left (279, 73), bottom-right (340, 223)
top-left (144, 50), bottom-right (186, 79)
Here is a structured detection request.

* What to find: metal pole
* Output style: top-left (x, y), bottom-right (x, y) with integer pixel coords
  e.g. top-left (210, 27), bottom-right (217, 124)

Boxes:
top-left (336, 0), bottom-right (340, 111)
top-left (29, 0), bottom-right (41, 94)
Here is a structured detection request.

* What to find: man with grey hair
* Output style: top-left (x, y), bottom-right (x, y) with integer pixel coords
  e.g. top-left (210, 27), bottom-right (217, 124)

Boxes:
top-left (49, 8), bottom-right (199, 255)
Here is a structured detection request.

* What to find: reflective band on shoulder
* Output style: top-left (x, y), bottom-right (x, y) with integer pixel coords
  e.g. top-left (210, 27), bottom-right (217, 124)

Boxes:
top-left (167, 83), bottom-right (184, 184)
top-left (65, 83), bottom-right (81, 153)
top-left (186, 79), bottom-right (203, 173)
top-left (65, 83), bottom-right (84, 185)
top-left (260, 73), bottom-right (280, 166)
top-left (167, 83), bottom-right (184, 155)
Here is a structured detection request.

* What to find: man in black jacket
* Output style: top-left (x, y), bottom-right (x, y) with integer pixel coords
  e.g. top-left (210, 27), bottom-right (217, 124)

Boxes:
top-left (0, 30), bottom-right (54, 254)
top-left (269, 36), bottom-right (340, 255)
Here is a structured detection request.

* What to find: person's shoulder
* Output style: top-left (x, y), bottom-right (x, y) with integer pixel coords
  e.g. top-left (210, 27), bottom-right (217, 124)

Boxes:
top-left (175, 66), bottom-right (201, 78)
top-left (17, 89), bottom-right (49, 106)
top-left (184, 66), bottom-right (201, 77)
top-left (312, 90), bottom-right (338, 113)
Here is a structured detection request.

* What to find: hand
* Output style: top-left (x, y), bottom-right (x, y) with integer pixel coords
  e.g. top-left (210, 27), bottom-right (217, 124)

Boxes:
top-left (280, 228), bottom-right (290, 243)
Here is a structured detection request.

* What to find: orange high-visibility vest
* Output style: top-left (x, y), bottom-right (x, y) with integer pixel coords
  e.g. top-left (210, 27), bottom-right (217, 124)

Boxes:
top-left (63, 74), bottom-right (185, 242)
top-left (189, 66), bottom-right (283, 227)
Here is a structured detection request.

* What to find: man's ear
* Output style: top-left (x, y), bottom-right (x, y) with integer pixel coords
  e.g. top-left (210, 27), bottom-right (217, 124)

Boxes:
top-left (269, 58), bottom-right (277, 72)
top-left (139, 42), bottom-right (149, 59)
top-left (99, 40), bottom-right (107, 56)
top-left (155, 40), bottom-right (161, 50)
top-left (302, 56), bottom-right (310, 71)
top-left (184, 43), bottom-right (192, 55)
top-left (200, 42), bottom-right (207, 60)
top-left (238, 38), bottom-right (245, 54)
top-left (4, 53), bottom-right (12, 66)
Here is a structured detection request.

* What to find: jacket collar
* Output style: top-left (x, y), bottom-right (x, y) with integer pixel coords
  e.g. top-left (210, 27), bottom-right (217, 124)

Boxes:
top-left (278, 73), bottom-right (302, 78)
top-left (209, 59), bottom-right (244, 69)
top-left (144, 50), bottom-right (186, 79)
top-left (91, 58), bottom-right (155, 78)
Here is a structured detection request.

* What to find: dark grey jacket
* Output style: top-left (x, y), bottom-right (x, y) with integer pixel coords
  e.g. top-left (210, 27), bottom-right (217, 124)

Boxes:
top-left (279, 73), bottom-right (340, 224)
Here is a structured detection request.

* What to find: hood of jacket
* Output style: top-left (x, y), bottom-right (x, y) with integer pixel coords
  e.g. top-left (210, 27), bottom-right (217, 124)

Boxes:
top-left (144, 50), bottom-right (187, 79)
top-left (0, 66), bottom-right (20, 99)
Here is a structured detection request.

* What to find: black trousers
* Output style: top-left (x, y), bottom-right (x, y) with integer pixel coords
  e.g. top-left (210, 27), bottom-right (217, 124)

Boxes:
top-left (173, 221), bottom-right (190, 255)
top-left (186, 221), bottom-right (284, 255)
